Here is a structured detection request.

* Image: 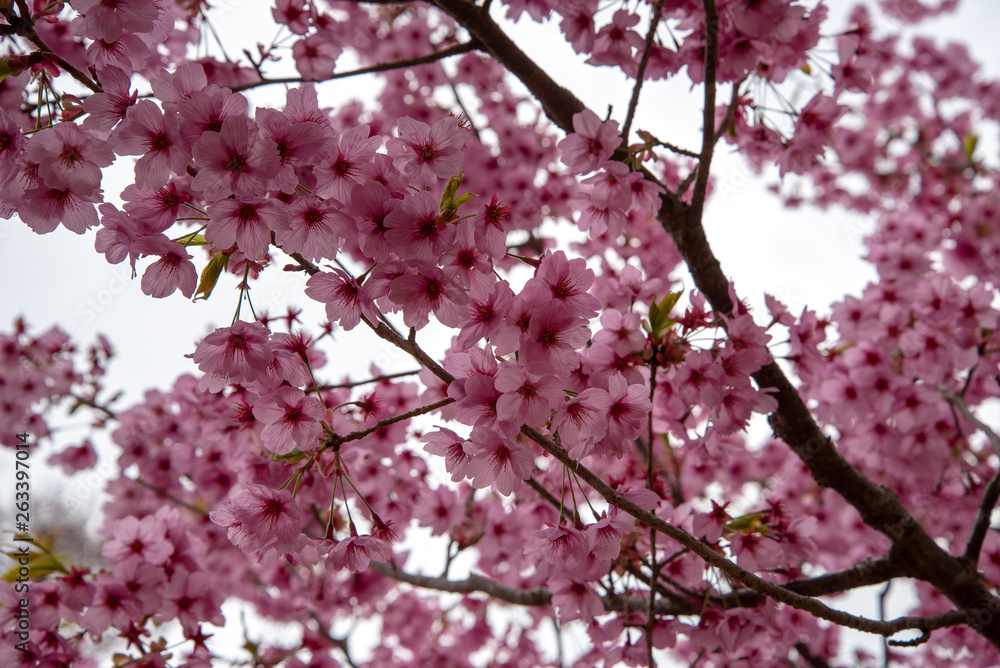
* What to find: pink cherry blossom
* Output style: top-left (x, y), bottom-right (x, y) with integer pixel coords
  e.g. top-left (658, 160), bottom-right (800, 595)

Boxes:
top-left (113, 99), bottom-right (188, 188)
top-left (384, 190), bottom-right (457, 264)
top-left (305, 268), bottom-right (379, 331)
top-left (81, 66), bottom-right (136, 134)
top-left (20, 185), bottom-right (101, 235)
top-left (292, 31), bottom-right (343, 81)
top-left (24, 123), bottom-right (113, 196)
top-left (134, 236), bottom-right (197, 299)
top-left (520, 304), bottom-right (590, 377)
top-left (252, 386), bottom-right (326, 454)
top-left (191, 319), bottom-right (274, 385)
top-left (255, 107), bottom-right (327, 194)
top-left (464, 428), bottom-right (534, 495)
top-left (494, 362), bottom-right (564, 427)
top-left (598, 372), bottom-right (652, 457)
top-left (210, 484), bottom-right (305, 557)
top-left (422, 428), bottom-right (474, 483)
top-left (273, 197), bottom-right (345, 261)
top-left (191, 115), bottom-right (279, 200)
top-left (558, 108), bottom-right (621, 174)
top-left (386, 115), bottom-right (466, 185)
top-left (327, 535), bottom-right (391, 572)
top-left (456, 279), bottom-right (515, 350)
top-left (552, 387), bottom-right (611, 459)
top-left (74, 0), bottom-right (158, 42)
top-left (389, 265), bottom-right (468, 329)
top-left (313, 124), bottom-right (381, 200)
top-left (102, 515), bottom-right (174, 566)
top-left (206, 196), bottom-right (284, 260)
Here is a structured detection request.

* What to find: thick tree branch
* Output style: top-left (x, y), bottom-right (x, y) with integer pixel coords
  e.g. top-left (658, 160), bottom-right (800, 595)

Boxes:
top-left (783, 557), bottom-right (905, 598)
top-left (429, 0), bottom-right (584, 132)
top-left (966, 470), bottom-right (1000, 565)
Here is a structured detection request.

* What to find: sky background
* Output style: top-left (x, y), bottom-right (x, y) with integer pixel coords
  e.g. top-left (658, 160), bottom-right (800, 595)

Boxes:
top-left (3, 0), bottom-right (1000, 664)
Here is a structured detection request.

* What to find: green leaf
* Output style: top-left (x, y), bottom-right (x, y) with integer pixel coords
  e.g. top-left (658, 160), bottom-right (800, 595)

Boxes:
top-left (2, 549), bottom-right (66, 582)
top-left (193, 254), bottom-right (229, 302)
top-left (726, 511), bottom-right (769, 533)
top-left (440, 172), bottom-right (464, 211)
top-left (964, 133), bottom-right (979, 161)
top-left (647, 290), bottom-right (683, 339)
top-left (440, 172), bottom-right (476, 213)
top-left (173, 232), bottom-right (208, 246)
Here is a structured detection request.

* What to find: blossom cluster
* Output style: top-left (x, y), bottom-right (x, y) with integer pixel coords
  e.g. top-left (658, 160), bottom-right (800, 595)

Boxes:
top-left (2, 0), bottom-right (1000, 666)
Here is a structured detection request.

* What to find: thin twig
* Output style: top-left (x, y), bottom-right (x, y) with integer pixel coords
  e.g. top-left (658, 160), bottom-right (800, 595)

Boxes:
top-left (622, 0), bottom-right (666, 143)
top-left (966, 469), bottom-right (1000, 564)
top-left (229, 40), bottom-right (479, 93)
top-left (880, 581), bottom-right (892, 668)
top-left (939, 384), bottom-right (1000, 457)
top-left (323, 397), bottom-right (454, 451)
top-left (937, 384), bottom-right (1000, 564)
top-left (314, 369), bottom-right (423, 391)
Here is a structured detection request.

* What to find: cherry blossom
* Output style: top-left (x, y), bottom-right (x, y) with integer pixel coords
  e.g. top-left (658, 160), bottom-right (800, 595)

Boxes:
top-left (558, 108), bottom-right (621, 174)
top-left (252, 386), bottom-right (326, 454)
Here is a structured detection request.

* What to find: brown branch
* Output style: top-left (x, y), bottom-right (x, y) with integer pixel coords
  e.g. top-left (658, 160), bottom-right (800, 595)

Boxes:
top-left (0, 8), bottom-right (102, 94)
top-left (366, 321), bottom-right (455, 386)
top-left (518, 426), bottom-right (970, 641)
top-left (323, 397), bottom-right (454, 451)
top-left (229, 40), bottom-right (479, 94)
top-left (369, 557), bottom-right (968, 640)
top-left (621, 0), bottom-right (666, 142)
top-left (783, 557), bottom-right (905, 598)
top-left (939, 384), bottom-right (1000, 564)
top-left (429, 0), bottom-right (584, 133)
top-left (688, 0), bottom-right (719, 225)
top-left (370, 560), bottom-right (552, 606)
top-left (316, 1), bottom-right (1000, 647)
top-left (315, 369), bottom-right (423, 391)
top-left (966, 470), bottom-right (1000, 565)
top-left (714, 75), bottom-right (745, 146)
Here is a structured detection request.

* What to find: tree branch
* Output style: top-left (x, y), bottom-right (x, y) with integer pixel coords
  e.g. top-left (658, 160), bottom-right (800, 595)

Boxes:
top-left (429, 0), bottom-right (584, 132)
top-left (1, 8), bottom-right (102, 93)
top-left (315, 369), bottom-right (423, 391)
top-left (517, 425), bottom-right (969, 641)
top-left (323, 397), bottom-right (454, 451)
top-left (229, 40), bottom-right (480, 94)
top-left (369, 557), bottom-right (969, 640)
top-left (308, 0), bottom-right (1000, 648)
top-left (366, 321), bottom-right (455, 386)
top-left (621, 0), bottom-right (666, 142)
top-left (939, 384), bottom-right (1000, 564)
top-left (689, 0), bottom-right (719, 223)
